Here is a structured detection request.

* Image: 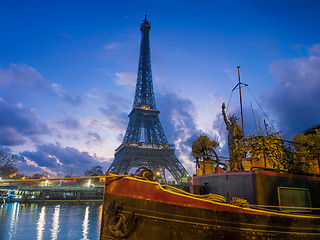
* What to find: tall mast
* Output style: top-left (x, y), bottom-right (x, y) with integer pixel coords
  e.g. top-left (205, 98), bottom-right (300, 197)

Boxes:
top-left (237, 66), bottom-right (244, 134)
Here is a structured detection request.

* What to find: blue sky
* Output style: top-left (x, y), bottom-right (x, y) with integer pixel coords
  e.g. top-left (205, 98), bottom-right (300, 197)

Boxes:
top-left (1, 0), bottom-right (320, 177)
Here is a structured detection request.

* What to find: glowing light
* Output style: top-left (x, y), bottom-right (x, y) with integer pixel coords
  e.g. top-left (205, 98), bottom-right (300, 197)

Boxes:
top-left (36, 206), bottom-right (46, 240)
top-left (87, 180), bottom-right (91, 187)
top-left (98, 204), bottom-right (103, 224)
top-left (156, 171), bottom-right (161, 176)
top-left (9, 202), bottom-right (20, 239)
top-left (45, 180), bottom-right (49, 187)
top-left (82, 206), bottom-right (90, 239)
top-left (50, 205), bottom-right (60, 240)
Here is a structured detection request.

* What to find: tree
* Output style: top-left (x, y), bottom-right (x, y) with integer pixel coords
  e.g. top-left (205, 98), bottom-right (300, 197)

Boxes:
top-left (0, 150), bottom-right (18, 178)
top-left (192, 135), bottom-right (219, 168)
top-left (65, 169), bottom-right (75, 178)
top-left (31, 173), bottom-right (46, 179)
top-left (244, 122), bottom-right (290, 170)
top-left (12, 172), bottom-right (27, 179)
top-left (84, 166), bottom-right (104, 176)
top-left (292, 129), bottom-right (320, 171)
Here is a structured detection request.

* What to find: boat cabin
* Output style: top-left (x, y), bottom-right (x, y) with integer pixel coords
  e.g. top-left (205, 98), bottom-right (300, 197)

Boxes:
top-left (193, 167), bottom-right (320, 215)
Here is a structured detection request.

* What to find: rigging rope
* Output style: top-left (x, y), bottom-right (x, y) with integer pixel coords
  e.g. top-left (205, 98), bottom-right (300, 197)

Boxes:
top-left (250, 100), bottom-right (258, 132)
top-left (246, 86), bottom-right (278, 133)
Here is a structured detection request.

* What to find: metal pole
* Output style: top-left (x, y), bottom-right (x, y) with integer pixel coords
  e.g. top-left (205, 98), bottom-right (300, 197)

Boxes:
top-left (238, 66), bottom-right (246, 162)
top-left (237, 66), bottom-right (244, 134)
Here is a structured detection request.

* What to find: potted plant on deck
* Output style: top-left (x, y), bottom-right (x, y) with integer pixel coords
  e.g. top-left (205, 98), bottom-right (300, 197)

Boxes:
top-left (192, 135), bottom-right (221, 175)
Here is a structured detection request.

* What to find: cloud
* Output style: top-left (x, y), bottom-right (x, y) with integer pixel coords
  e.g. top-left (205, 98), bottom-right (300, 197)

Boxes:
top-left (85, 88), bottom-right (103, 99)
top-left (264, 44), bottom-right (320, 137)
top-left (86, 131), bottom-right (103, 145)
top-left (56, 116), bottom-right (81, 130)
top-left (0, 128), bottom-right (26, 146)
top-left (308, 44), bottom-right (320, 55)
top-left (51, 83), bottom-right (82, 106)
top-left (0, 99), bottom-right (49, 146)
top-left (0, 64), bottom-right (82, 105)
top-left (104, 42), bottom-right (122, 50)
top-left (98, 92), bottom-right (131, 132)
top-left (157, 91), bottom-right (200, 171)
top-left (0, 63), bottom-right (51, 95)
top-left (113, 72), bottom-right (136, 87)
top-left (18, 143), bottom-right (103, 176)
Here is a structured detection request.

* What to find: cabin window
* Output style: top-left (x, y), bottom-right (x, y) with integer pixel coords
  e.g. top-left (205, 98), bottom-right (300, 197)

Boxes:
top-left (277, 187), bottom-right (311, 213)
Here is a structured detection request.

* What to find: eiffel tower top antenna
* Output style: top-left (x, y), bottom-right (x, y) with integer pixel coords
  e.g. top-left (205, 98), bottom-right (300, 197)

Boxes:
top-left (132, 12), bottom-right (156, 110)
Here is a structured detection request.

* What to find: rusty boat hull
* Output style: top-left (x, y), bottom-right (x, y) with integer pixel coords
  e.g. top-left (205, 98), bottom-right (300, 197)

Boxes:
top-left (100, 174), bottom-right (320, 240)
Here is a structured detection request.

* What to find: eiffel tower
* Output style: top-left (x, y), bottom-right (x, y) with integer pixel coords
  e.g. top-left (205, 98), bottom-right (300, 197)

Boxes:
top-left (107, 15), bottom-right (188, 182)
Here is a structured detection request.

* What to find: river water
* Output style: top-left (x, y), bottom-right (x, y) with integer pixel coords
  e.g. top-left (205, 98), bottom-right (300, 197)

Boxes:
top-left (0, 202), bottom-right (103, 240)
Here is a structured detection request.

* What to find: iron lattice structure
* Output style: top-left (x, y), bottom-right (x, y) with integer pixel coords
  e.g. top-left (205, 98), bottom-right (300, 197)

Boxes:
top-left (108, 15), bottom-right (188, 182)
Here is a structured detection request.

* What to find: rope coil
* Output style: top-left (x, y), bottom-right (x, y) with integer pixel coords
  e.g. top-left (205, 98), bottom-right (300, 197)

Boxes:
top-left (161, 184), bottom-right (226, 203)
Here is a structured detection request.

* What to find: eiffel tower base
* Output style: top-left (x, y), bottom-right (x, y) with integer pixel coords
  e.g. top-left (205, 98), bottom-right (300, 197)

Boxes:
top-left (108, 143), bottom-right (186, 183)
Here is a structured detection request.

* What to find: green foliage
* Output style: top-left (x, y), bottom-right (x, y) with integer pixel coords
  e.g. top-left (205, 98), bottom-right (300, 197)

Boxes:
top-left (192, 135), bottom-right (219, 164)
top-left (0, 150), bottom-right (18, 178)
top-left (244, 123), bottom-right (289, 170)
top-left (292, 129), bottom-right (320, 171)
top-left (244, 123), bottom-right (320, 173)
top-left (84, 166), bottom-right (104, 176)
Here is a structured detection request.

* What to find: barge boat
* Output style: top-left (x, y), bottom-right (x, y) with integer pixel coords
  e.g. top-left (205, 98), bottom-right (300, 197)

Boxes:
top-left (100, 170), bottom-right (320, 239)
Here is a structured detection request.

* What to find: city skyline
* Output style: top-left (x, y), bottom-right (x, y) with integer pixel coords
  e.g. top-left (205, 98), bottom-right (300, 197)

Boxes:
top-left (1, 0), bottom-right (320, 176)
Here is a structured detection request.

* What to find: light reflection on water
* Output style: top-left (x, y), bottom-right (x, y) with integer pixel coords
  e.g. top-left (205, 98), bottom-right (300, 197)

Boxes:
top-left (82, 206), bottom-right (90, 240)
top-left (51, 205), bottom-right (60, 240)
top-left (36, 206), bottom-right (46, 240)
top-left (9, 202), bottom-right (20, 239)
top-left (0, 202), bottom-right (102, 240)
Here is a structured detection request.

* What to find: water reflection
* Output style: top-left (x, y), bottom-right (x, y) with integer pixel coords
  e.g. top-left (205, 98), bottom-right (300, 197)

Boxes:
top-left (37, 206), bottom-right (46, 240)
top-left (9, 202), bottom-right (20, 240)
top-left (82, 206), bottom-right (90, 240)
top-left (51, 205), bottom-right (60, 240)
top-left (0, 203), bottom-right (102, 240)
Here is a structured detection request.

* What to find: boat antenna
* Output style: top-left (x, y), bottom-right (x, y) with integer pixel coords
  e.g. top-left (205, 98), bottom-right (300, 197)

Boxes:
top-left (232, 66), bottom-right (248, 135)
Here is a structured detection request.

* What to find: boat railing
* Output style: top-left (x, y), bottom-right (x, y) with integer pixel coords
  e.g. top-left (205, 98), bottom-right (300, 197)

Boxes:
top-left (250, 166), bottom-right (320, 177)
